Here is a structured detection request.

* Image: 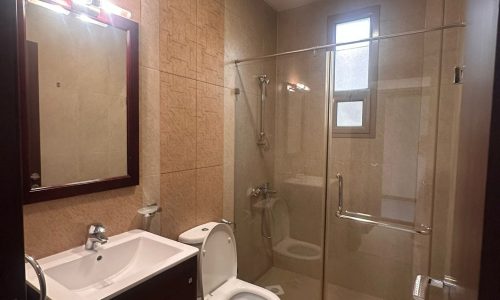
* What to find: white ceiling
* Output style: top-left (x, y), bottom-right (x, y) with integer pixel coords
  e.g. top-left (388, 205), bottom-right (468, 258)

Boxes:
top-left (264, 0), bottom-right (321, 11)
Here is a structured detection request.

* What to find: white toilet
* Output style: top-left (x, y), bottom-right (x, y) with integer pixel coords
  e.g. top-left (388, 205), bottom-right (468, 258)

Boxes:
top-left (179, 222), bottom-right (280, 300)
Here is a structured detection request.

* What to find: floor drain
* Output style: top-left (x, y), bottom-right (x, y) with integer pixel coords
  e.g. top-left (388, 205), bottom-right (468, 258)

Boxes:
top-left (265, 285), bottom-right (285, 296)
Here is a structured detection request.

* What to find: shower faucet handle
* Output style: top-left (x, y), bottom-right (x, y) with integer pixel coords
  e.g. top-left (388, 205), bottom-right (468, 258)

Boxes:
top-left (250, 186), bottom-right (263, 198)
top-left (262, 182), bottom-right (276, 193)
top-left (249, 183), bottom-right (276, 198)
top-left (265, 187), bottom-right (277, 194)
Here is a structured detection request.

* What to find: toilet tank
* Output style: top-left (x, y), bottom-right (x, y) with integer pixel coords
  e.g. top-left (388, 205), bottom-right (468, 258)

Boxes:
top-left (179, 222), bottom-right (220, 246)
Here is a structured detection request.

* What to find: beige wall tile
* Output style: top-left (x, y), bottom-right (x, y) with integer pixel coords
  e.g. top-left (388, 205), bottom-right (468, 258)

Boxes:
top-left (160, 73), bottom-right (197, 173)
top-left (157, 0), bottom-right (226, 240)
top-left (197, 82), bottom-right (224, 168)
top-left (161, 107), bottom-right (197, 172)
top-left (140, 67), bottom-right (160, 177)
top-left (161, 72), bottom-right (197, 112)
top-left (24, 187), bottom-right (142, 258)
top-left (140, 0), bottom-right (160, 69)
top-left (160, 0), bottom-right (197, 78)
top-left (142, 174), bottom-right (161, 205)
top-left (161, 170), bottom-right (197, 239)
top-left (138, 0), bottom-right (162, 230)
top-left (197, 80), bottom-right (224, 114)
top-left (196, 166), bottom-right (223, 224)
top-left (197, 112), bottom-right (223, 168)
top-left (140, 173), bottom-right (161, 234)
top-left (445, 0), bottom-right (465, 25)
top-left (197, 0), bottom-right (225, 86)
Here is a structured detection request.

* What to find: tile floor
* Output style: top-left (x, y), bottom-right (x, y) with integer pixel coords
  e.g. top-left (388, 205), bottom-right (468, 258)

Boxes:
top-left (255, 267), bottom-right (383, 300)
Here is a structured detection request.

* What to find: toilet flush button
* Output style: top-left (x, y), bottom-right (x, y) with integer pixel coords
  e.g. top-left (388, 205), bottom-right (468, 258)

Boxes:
top-left (228, 237), bottom-right (232, 243)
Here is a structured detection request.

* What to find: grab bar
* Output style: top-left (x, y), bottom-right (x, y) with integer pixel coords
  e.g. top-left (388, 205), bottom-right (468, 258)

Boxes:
top-left (25, 254), bottom-right (47, 300)
top-left (335, 173), bottom-right (432, 235)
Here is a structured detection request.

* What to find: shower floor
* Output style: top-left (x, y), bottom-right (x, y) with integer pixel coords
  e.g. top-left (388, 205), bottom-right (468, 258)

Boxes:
top-left (255, 267), bottom-right (382, 300)
top-left (255, 267), bottom-right (321, 300)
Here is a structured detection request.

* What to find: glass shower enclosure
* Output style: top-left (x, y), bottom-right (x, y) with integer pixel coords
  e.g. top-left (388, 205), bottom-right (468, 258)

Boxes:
top-left (232, 1), bottom-right (463, 299)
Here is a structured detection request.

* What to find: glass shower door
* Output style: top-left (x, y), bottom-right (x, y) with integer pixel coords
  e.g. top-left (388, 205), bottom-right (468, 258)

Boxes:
top-left (323, 14), bottom-right (448, 300)
top-left (233, 49), bottom-right (329, 300)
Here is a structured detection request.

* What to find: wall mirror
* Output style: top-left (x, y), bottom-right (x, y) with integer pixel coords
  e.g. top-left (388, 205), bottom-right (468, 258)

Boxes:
top-left (21, 0), bottom-right (139, 204)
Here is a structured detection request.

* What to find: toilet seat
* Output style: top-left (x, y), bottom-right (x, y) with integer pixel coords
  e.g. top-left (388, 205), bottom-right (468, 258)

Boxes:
top-left (199, 224), bottom-right (279, 300)
top-left (205, 278), bottom-right (280, 300)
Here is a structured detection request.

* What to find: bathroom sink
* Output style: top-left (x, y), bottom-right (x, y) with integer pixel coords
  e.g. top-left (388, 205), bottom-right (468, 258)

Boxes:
top-left (25, 230), bottom-right (198, 300)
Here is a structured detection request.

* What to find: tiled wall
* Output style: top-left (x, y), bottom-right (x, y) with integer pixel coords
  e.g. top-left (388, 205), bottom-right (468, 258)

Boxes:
top-left (23, 0), bottom-right (226, 257)
top-left (159, 0), bottom-right (225, 239)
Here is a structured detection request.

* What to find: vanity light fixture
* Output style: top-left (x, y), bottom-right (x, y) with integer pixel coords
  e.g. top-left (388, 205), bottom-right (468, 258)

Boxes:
top-left (28, 0), bottom-right (132, 22)
top-left (71, 0), bottom-right (132, 19)
top-left (100, 1), bottom-right (132, 19)
top-left (72, 0), bottom-right (100, 17)
top-left (28, 0), bottom-right (70, 15)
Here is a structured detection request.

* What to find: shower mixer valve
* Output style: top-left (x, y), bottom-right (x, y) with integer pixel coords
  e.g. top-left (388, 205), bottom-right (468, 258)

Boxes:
top-left (249, 183), bottom-right (277, 199)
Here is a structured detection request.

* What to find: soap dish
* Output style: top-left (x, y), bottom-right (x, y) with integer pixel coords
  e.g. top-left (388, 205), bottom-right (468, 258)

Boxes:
top-left (137, 203), bottom-right (161, 217)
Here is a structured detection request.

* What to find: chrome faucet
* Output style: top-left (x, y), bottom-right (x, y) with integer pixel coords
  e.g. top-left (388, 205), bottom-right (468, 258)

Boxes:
top-left (250, 182), bottom-right (277, 199)
top-left (85, 223), bottom-right (108, 251)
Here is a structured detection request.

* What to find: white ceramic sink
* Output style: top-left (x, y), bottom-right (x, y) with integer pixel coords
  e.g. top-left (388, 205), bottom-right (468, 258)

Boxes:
top-left (25, 230), bottom-right (198, 300)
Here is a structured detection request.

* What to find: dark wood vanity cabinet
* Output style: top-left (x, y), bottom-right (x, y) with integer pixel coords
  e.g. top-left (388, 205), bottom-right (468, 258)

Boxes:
top-left (114, 256), bottom-right (197, 300)
top-left (27, 256), bottom-right (198, 300)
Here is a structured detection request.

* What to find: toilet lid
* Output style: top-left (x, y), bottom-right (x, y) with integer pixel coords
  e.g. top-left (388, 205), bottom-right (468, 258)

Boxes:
top-left (200, 223), bottom-right (237, 296)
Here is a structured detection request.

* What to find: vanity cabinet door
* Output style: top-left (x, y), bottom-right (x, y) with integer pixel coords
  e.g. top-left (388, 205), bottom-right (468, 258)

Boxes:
top-left (113, 256), bottom-right (198, 300)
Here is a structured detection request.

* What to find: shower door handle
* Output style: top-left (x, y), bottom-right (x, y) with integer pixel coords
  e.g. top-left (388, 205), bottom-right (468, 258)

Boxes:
top-left (413, 275), bottom-right (457, 299)
top-left (335, 173), bottom-right (432, 235)
top-left (336, 173), bottom-right (344, 212)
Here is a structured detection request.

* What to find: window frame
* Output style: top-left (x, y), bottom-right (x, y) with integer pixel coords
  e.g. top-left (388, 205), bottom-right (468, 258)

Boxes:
top-left (328, 6), bottom-right (380, 138)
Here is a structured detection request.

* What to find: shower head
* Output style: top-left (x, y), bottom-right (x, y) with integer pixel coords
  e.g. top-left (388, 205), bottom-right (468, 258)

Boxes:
top-left (258, 75), bottom-right (270, 85)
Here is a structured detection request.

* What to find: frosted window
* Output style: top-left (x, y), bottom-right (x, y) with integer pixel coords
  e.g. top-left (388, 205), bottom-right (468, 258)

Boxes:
top-left (334, 18), bottom-right (371, 91)
top-left (337, 101), bottom-right (363, 127)
top-left (336, 18), bottom-right (371, 44)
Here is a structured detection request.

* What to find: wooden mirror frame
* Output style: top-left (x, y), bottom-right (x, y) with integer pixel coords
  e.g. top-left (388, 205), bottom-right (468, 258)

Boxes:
top-left (18, 0), bottom-right (139, 204)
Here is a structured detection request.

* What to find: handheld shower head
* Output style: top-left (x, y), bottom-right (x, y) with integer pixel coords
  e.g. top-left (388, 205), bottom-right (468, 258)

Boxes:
top-left (258, 75), bottom-right (270, 85)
